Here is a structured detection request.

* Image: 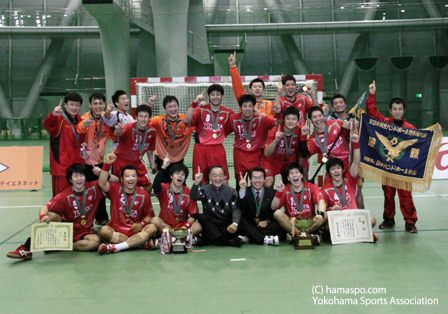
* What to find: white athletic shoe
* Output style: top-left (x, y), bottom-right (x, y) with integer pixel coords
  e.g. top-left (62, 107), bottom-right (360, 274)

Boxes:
top-left (238, 235), bottom-right (250, 244)
top-left (264, 235), bottom-right (279, 246)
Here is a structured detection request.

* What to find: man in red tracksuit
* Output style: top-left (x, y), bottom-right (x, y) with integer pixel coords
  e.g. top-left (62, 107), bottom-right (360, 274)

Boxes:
top-left (366, 81), bottom-right (418, 233)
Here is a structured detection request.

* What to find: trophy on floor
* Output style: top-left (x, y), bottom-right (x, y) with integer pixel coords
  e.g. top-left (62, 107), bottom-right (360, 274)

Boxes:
top-left (170, 228), bottom-right (188, 254)
top-left (294, 216), bottom-right (315, 250)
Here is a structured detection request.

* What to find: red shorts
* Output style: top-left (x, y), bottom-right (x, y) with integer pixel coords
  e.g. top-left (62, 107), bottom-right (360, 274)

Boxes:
top-left (112, 157), bottom-right (151, 187)
top-left (233, 148), bottom-right (261, 179)
top-left (74, 229), bottom-right (97, 242)
top-left (261, 158), bottom-right (288, 177)
top-left (110, 225), bottom-right (137, 238)
top-left (193, 144), bottom-right (229, 183)
top-left (52, 175), bottom-right (71, 197)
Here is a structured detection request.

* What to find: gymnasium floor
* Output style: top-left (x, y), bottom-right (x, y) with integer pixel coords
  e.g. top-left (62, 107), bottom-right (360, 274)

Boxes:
top-left (1, 140), bottom-right (447, 314)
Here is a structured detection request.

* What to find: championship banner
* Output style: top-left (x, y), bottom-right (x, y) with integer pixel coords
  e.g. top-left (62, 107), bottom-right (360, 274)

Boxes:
top-left (359, 114), bottom-right (442, 192)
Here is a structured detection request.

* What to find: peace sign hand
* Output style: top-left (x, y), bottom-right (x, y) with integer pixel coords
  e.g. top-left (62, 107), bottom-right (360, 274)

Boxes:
top-left (239, 172), bottom-right (248, 190)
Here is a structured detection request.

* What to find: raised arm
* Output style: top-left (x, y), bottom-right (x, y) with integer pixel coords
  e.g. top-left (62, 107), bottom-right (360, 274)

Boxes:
top-left (271, 180), bottom-right (285, 210)
top-left (229, 51), bottom-right (247, 102)
top-left (264, 125), bottom-right (282, 157)
top-left (99, 153), bottom-right (116, 193)
top-left (184, 91), bottom-right (205, 125)
top-left (349, 133), bottom-right (361, 178)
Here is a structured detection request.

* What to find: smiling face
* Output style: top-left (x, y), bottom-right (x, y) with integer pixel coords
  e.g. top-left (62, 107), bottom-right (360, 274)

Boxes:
top-left (70, 172), bottom-right (86, 192)
top-left (165, 100), bottom-right (179, 121)
top-left (310, 110), bottom-right (325, 130)
top-left (115, 94), bottom-right (129, 112)
top-left (65, 101), bottom-right (81, 118)
top-left (329, 164), bottom-right (343, 183)
top-left (288, 168), bottom-right (303, 188)
top-left (332, 97), bottom-right (346, 115)
top-left (284, 113), bottom-right (299, 131)
top-left (210, 167), bottom-right (225, 189)
top-left (122, 169), bottom-right (138, 191)
top-left (389, 102), bottom-right (405, 120)
top-left (136, 111), bottom-right (150, 130)
top-left (250, 171), bottom-right (265, 190)
top-left (241, 101), bottom-right (255, 120)
top-left (171, 171), bottom-right (186, 188)
top-left (89, 98), bottom-right (105, 118)
top-left (284, 80), bottom-right (296, 98)
top-left (209, 91), bottom-right (223, 107)
top-left (250, 82), bottom-right (264, 99)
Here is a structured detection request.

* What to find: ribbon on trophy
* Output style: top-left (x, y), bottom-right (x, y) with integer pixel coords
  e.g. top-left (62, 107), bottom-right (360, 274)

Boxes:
top-left (359, 113), bottom-right (442, 192)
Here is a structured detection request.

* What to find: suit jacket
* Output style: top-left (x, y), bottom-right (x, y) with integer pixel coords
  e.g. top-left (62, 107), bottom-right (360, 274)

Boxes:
top-left (237, 186), bottom-right (276, 223)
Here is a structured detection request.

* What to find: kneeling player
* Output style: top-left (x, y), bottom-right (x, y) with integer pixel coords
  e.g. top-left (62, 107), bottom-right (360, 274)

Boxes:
top-left (7, 164), bottom-right (108, 260)
top-left (97, 153), bottom-right (157, 254)
top-left (151, 155), bottom-right (202, 240)
top-left (271, 163), bottom-right (327, 244)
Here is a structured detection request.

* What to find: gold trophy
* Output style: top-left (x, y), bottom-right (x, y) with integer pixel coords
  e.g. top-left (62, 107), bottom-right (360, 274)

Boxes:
top-left (170, 228), bottom-right (188, 254)
top-left (294, 216), bottom-right (315, 250)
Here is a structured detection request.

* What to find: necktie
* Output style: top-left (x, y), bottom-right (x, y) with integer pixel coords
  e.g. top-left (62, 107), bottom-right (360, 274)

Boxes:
top-left (256, 191), bottom-right (260, 205)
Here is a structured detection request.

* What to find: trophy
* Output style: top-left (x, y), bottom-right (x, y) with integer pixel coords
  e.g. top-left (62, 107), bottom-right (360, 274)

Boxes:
top-left (170, 228), bottom-right (188, 254)
top-left (294, 216), bottom-right (315, 250)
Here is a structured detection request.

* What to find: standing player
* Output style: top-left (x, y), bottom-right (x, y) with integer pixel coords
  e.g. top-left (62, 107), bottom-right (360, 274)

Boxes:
top-left (113, 105), bottom-right (156, 192)
top-left (184, 84), bottom-right (235, 185)
top-left (366, 81), bottom-right (418, 233)
top-left (43, 92), bottom-right (85, 196)
top-left (7, 164), bottom-right (105, 260)
top-left (150, 95), bottom-right (195, 183)
top-left (271, 163), bottom-right (327, 244)
top-left (77, 92), bottom-right (114, 225)
top-left (151, 155), bottom-right (201, 238)
top-left (228, 51), bottom-right (275, 117)
top-left (97, 153), bottom-right (157, 254)
top-left (262, 107), bottom-right (302, 188)
top-left (323, 94), bottom-right (350, 121)
top-left (226, 94), bottom-right (277, 187)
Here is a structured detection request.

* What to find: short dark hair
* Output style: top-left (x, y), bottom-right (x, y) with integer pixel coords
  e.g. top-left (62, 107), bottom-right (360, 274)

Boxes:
top-left (207, 84), bottom-right (224, 96)
top-left (66, 163), bottom-right (86, 185)
top-left (331, 94), bottom-right (346, 106)
top-left (282, 75), bottom-right (296, 86)
top-left (326, 158), bottom-right (344, 174)
top-left (209, 165), bottom-right (226, 176)
top-left (136, 105), bottom-right (152, 118)
top-left (389, 98), bottom-right (406, 111)
top-left (89, 92), bottom-right (106, 104)
top-left (249, 78), bottom-right (265, 89)
top-left (284, 162), bottom-right (304, 179)
top-left (64, 92), bottom-right (83, 105)
top-left (122, 165), bottom-right (138, 178)
top-left (249, 167), bottom-right (266, 180)
top-left (112, 90), bottom-right (127, 108)
top-left (238, 94), bottom-right (256, 108)
top-left (283, 106), bottom-right (300, 121)
top-left (308, 106), bottom-right (324, 119)
top-left (169, 163), bottom-right (189, 180)
top-left (162, 95), bottom-right (179, 109)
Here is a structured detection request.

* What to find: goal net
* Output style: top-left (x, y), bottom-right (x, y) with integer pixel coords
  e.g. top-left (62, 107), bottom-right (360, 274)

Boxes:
top-left (131, 75), bottom-right (325, 185)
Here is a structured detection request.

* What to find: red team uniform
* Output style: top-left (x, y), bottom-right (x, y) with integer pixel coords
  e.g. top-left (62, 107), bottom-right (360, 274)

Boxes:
top-left (45, 182), bottom-right (105, 242)
top-left (107, 183), bottom-right (154, 237)
top-left (226, 112), bottom-right (276, 178)
top-left (155, 183), bottom-right (199, 228)
top-left (261, 125), bottom-right (301, 177)
top-left (276, 182), bottom-right (324, 218)
top-left (190, 103), bottom-right (234, 182)
top-left (43, 112), bottom-right (85, 196)
top-left (321, 172), bottom-right (358, 210)
top-left (113, 122), bottom-right (156, 186)
top-left (277, 94), bottom-right (314, 127)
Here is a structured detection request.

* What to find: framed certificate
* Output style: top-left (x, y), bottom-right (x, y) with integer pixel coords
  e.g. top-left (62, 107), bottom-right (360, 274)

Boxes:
top-left (30, 222), bottom-right (73, 252)
top-left (327, 209), bottom-right (373, 244)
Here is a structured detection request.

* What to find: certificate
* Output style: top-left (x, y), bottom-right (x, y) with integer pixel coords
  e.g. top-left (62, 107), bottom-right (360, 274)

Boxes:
top-left (327, 209), bottom-right (373, 244)
top-left (30, 222), bottom-right (73, 252)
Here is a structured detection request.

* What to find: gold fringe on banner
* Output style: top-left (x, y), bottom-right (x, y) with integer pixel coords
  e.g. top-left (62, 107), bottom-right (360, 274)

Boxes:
top-left (360, 123), bottom-right (443, 193)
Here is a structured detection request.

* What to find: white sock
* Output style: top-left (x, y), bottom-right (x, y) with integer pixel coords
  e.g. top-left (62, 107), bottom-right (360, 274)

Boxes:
top-left (115, 242), bottom-right (130, 252)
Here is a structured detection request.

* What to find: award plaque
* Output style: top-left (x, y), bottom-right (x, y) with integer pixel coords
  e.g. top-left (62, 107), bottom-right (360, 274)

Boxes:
top-left (170, 228), bottom-right (188, 254)
top-left (294, 216), bottom-right (315, 250)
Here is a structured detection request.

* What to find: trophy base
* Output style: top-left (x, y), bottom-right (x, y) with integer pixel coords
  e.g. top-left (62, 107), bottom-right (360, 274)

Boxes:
top-left (170, 243), bottom-right (188, 254)
top-left (294, 236), bottom-right (315, 250)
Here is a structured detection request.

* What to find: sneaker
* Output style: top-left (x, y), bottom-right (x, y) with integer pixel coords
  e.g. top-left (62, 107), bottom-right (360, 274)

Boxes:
top-left (405, 223), bottom-right (418, 233)
top-left (192, 236), bottom-right (203, 247)
top-left (264, 235), bottom-right (279, 246)
top-left (141, 239), bottom-right (158, 250)
top-left (229, 237), bottom-right (244, 247)
top-left (98, 243), bottom-right (117, 255)
top-left (238, 235), bottom-right (250, 244)
top-left (6, 244), bottom-right (32, 260)
top-left (312, 234), bottom-right (321, 246)
top-left (379, 219), bottom-right (395, 229)
top-left (286, 232), bottom-right (295, 244)
top-left (372, 233), bottom-right (378, 242)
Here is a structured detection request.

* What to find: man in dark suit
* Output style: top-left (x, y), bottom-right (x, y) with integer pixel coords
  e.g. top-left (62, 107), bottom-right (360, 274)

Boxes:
top-left (237, 167), bottom-right (281, 245)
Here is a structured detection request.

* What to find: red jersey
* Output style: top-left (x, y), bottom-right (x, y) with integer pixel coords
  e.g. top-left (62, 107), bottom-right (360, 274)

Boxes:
top-left (191, 104), bottom-right (234, 145)
top-left (107, 183), bottom-right (154, 234)
top-left (46, 182), bottom-right (105, 237)
top-left (43, 112), bottom-right (85, 176)
top-left (114, 122), bottom-right (156, 161)
top-left (155, 183), bottom-right (199, 228)
top-left (321, 172), bottom-right (358, 210)
top-left (277, 182), bottom-right (324, 218)
top-left (366, 94), bottom-right (416, 129)
top-left (263, 124), bottom-right (301, 163)
top-left (227, 112), bottom-right (276, 151)
top-left (306, 120), bottom-right (350, 172)
top-left (278, 94), bottom-right (314, 126)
